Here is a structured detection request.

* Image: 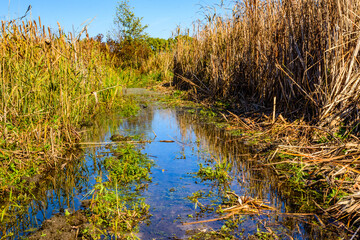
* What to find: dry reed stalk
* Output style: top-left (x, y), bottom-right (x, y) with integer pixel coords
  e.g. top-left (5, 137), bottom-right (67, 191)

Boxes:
top-left (183, 191), bottom-right (276, 226)
top-left (172, 2), bottom-right (360, 225)
top-left (173, 0), bottom-right (360, 127)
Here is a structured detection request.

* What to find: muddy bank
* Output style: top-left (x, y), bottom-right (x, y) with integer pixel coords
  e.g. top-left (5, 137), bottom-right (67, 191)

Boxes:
top-left (28, 211), bottom-right (88, 240)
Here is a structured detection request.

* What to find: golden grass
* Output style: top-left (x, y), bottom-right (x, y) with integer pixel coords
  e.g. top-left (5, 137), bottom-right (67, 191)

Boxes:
top-left (173, 0), bottom-right (360, 227)
top-left (173, 0), bottom-right (360, 126)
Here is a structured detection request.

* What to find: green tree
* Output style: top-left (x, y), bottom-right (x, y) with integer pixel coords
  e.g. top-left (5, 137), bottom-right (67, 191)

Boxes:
top-left (112, 0), bottom-right (148, 41)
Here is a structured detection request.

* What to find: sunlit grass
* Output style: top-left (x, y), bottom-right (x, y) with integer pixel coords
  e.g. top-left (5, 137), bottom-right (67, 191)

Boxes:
top-left (0, 17), bottom-right (160, 234)
top-left (173, 0), bottom-right (360, 127)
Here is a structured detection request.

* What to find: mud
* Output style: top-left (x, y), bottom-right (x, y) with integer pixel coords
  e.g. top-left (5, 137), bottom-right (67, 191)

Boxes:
top-left (28, 210), bottom-right (88, 240)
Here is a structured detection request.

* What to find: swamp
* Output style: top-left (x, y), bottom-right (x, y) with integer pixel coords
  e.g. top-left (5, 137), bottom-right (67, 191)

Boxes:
top-left (1, 94), bottom-right (350, 239)
top-left (2, 0), bottom-right (360, 239)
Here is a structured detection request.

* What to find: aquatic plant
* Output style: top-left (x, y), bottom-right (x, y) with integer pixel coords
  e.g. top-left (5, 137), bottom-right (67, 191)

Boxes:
top-left (105, 142), bottom-right (154, 184)
top-left (0, 17), bottom-right (159, 238)
top-left (197, 162), bottom-right (232, 184)
top-left (84, 141), bottom-right (154, 238)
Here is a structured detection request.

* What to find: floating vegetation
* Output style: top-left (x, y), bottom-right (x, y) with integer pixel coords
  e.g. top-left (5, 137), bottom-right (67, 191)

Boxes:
top-left (84, 141), bottom-right (154, 238)
top-left (187, 190), bottom-right (215, 212)
top-left (187, 228), bottom-right (236, 240)
top-left (26, 137), bottom-right (154, 239)
top-left (222, 192), bottom-right (276, 215)
top-left (184, 191), bottom-right (275, 226)
top-left (196, 162), bottom-right (232, 184)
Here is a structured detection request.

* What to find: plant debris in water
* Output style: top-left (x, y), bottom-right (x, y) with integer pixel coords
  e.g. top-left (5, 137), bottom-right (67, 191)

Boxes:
top-left (184, 191), bottom-right (275, 226)
top-left (28, 139), bottom-right (154, 239)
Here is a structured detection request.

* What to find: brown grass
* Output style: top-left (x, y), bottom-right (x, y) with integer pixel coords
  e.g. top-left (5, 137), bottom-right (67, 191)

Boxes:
top-left (173, 0), bottom-right (360, 227)
top-left (173, 0), bottom-right (360, 127)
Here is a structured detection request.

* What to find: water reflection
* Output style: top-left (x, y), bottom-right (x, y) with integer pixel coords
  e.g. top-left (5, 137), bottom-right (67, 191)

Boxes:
top-left (125, 107), bottom-right (338, 239)
top-left (1, 104), bottom-right (339, 239)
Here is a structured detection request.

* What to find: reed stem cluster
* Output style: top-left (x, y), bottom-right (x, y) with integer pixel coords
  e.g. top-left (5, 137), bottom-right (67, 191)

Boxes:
top-left (0, 18), bottom-right (123, 172)
top-left (174, 0), bottom-right (360, 126)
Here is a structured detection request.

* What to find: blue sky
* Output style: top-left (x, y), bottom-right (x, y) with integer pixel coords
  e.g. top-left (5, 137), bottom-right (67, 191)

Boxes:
top-left (0, 0), bottom-right (228, 39)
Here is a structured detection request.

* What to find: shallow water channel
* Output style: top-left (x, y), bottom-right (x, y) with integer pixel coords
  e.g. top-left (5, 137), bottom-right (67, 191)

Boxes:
top-left (5, 101), bottom-right (340, 239)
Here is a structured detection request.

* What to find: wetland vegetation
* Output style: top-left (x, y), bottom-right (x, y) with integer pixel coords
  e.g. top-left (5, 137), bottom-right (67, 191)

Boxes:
top-left (1, 0), bottom-right (360, 239)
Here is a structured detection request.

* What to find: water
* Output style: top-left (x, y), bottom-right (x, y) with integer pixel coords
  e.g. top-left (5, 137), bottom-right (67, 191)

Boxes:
top-left (3, 103), bottom-right (341, 239)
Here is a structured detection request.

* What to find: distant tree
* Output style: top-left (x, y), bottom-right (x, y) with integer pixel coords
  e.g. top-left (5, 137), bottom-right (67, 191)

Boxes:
top-left (146, 37), bottom-right (176, 53)
top-left (111, 0), bottom-right (148, 41)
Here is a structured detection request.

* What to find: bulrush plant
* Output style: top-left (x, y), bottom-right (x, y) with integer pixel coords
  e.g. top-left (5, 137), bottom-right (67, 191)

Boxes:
top-left (174, 0), bottom-right (360, 127)
top-left (173, 0), bottom-right (360, 229)
top-left (0, 18), bottom-right (124, 202)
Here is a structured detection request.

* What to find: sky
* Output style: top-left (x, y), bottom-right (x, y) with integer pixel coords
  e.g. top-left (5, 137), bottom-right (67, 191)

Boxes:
top-left (0, 0), bottom-right (229, 39)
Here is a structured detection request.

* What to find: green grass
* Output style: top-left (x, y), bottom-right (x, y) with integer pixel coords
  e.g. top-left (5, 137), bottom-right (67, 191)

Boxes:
top-left (196, 162), bottom-right (232, 184)
top-left (85, 141), bottom-right (154, 239)
top-left (0, 18), bottom-right (168, 237)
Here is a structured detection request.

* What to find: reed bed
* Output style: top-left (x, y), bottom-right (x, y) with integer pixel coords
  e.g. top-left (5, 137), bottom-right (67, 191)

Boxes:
top-left (0, 18), bottom-right (126, 197)
top-left (173, 0), bottom-right (360, 229)
top-left (174, 0), bottom-right (360, 127)
top-left (219, 110), bottom-right (360, 229)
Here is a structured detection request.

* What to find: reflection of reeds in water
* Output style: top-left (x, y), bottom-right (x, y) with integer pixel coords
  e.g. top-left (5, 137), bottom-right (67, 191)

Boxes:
top-left (0, 151), bottom-right (90, 237)
top-left (175, 110), bottom-right (276, 196)
top-left (120, 104), bottom-right (155, 136)
top-left (173, 110), bottom-right (336, 237)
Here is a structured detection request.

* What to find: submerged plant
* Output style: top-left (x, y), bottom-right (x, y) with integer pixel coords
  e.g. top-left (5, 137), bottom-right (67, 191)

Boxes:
top-left (105, 143), bottom-right (153, 184)
top-left (196, 161), bottom-right (232, 184)
top-left (84, 141), bottom-right (154, 238)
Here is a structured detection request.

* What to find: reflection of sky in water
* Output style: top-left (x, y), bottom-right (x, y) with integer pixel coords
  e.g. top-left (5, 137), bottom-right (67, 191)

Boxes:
top-left (137, 109), bottom-right (256, 239)
top-left (10, 106), bottom-right (338, 239)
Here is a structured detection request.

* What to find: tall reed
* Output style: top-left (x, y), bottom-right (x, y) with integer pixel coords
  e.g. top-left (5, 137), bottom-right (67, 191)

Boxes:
top-left (0, 18), bottom-right (123, 172)
top-left (174, 0), bottom-right (360, 126)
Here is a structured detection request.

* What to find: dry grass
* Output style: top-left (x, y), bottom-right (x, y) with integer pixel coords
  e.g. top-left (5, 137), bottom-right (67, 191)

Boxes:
top-left (223, 111), bottom-right (360, 227)
top-left (183, 191), bottom-right (275, 226)
top-left (173, 1), bottom-right (360, 226)
top-left (173, 0), bottom-right (360, 127)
